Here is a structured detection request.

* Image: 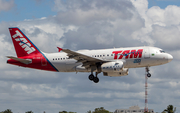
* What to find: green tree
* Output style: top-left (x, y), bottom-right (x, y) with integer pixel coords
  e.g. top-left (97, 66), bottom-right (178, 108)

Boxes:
top-left (25, 111), bottom-right (33, 113)
top-left (59, 111), bottom-right (67, 113)
top-left (92, 107), bottom-right (112, 113)
top-left (59, 111), bottom-right (76, 113)
top-left (0, 109), bottom-right (13, 113)
top-left (87, 110), bottom-right (92, 113)
top-left (163, 105), bottom-right (176, 113)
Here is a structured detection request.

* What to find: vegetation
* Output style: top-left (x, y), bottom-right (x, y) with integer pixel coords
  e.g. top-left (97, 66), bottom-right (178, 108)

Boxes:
top-left (87, 107), bottom-right (113, 113)
top-left (0, 109), bottom-right (13, 113)
top-left (25, 111), bottom-right (33, 113)
top-left (162, 105), bottom-right (176, 113)
top-left (0, 105), bottom-right (177, 113)
top-left (59, 111), bottom-right (76, 113)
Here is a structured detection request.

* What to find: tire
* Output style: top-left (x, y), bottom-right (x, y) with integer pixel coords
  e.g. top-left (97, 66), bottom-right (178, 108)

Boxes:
top-left (147, 73), bottom-right (151, 77)
top-left (89, 74), bottom-right (94, 81)
top-left (93, 77), bottom-right (99, 83)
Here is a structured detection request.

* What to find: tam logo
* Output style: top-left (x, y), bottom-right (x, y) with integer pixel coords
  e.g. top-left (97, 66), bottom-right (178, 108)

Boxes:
top-left (112, 49), bottom-right (143, 59)
top-left (12, 30), bottom-right (36, 54)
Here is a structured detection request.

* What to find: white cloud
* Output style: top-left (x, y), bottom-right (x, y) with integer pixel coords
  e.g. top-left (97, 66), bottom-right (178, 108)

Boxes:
top-left (11, 83), bottom-right (69, 98)
top-left (54, 0), bottom-right (136, 25)
top-left (0, 0), bottom-right (14, 12)
top-left (53, 0), bottom-right (145, 50)
top-left (130, 0), bottom-right (180, 51)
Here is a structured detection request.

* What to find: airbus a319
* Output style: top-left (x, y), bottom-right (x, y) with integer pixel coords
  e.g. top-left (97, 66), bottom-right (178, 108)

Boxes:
top-left (7, 28), bottom-right (173, 83)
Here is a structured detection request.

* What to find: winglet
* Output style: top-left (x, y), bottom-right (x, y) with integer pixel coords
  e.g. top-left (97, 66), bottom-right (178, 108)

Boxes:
top-left (57, 47), bottom-right (63, 52)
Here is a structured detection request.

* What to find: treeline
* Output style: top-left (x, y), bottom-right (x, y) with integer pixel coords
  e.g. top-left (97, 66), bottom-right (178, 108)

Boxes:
top-left (0, 107), bottom-right (112, 113)
top-left (0, 109), bottom-right (34, 113)
top-left (0, 105), bottom-right (176, 113)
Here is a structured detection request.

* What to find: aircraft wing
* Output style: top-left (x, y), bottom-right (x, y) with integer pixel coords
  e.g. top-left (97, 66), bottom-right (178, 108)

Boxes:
top-left (61, 48), bottom-right (106, 67)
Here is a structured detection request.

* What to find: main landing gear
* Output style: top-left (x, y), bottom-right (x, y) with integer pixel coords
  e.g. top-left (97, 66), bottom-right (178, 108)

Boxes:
top-left (146, 67), bottom-right (151, 78)
top-left (89, 72), bottom-right (100, 83)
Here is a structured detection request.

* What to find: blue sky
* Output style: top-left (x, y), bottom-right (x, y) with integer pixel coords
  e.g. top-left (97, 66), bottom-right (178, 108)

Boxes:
top-left (0, 0), bottom-right (56, 22)
top-left (1, 0), bottom-right (180, 22)
top-left (148, 0), bottom-right (180, 8)
top-left (1, 0), bottom-right (180, 113)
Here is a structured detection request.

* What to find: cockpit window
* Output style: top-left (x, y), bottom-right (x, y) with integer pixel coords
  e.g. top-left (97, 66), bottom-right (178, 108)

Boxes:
top-left (160, 50), bottom-right (165, 53)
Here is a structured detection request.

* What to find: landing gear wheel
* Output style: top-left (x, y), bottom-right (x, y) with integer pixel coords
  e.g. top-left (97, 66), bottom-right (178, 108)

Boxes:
top-left (93, 77), bottom-right (99, 83)
top-left (89, 74), bottom-right (94, 81)
top-left (147, 73), bottom-right (151, 77)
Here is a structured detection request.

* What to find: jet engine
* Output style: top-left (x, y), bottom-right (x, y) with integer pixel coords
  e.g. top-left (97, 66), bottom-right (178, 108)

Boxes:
top-left (101, 61), bottom-right (124, 72)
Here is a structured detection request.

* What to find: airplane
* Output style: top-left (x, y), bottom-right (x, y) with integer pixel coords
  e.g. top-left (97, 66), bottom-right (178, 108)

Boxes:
top-left (7, 27), bottom-right (173, 83)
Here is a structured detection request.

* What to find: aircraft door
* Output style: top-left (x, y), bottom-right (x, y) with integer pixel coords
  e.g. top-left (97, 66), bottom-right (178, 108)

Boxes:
top-left (144, 47), bottom-right (150, 59)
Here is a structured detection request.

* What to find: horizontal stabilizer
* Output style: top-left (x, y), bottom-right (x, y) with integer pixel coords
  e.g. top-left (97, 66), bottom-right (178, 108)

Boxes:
top-left (7, 56), bottom-right (32, 64)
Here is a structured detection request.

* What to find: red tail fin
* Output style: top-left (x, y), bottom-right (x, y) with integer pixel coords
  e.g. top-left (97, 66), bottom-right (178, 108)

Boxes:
top-left (9, 27), bottom-right (41, 57)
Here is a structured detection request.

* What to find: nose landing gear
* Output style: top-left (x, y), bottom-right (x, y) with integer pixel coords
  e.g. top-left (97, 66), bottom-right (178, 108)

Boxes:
top-left (146, 67), bottom-right (151, 78)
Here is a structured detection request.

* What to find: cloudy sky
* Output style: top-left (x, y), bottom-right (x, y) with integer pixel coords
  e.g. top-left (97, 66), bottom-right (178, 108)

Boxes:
top-left (0, 0), bottom-right (180, 112)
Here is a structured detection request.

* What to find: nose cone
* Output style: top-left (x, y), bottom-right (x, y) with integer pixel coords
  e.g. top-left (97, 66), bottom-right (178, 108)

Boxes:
top-left (167, 54), bottom-right (173, 63)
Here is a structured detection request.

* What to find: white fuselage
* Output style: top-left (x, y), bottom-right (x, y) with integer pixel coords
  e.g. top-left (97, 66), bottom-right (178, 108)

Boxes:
top-left (45, 46), bottom-right (173, 72)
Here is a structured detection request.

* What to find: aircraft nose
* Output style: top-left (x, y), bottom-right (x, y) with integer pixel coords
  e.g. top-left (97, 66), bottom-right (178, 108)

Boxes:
top-left (167, 54), bottom-right (173, 63)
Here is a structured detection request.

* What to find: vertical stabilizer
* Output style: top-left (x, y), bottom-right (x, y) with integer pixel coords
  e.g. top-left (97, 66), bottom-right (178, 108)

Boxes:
top-left (9, 27), bottom-right (41, 57)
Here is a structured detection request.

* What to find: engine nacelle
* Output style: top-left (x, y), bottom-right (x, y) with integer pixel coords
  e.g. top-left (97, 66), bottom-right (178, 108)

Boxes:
top-left (101, 61), bottom-right (124, 72)
top-left (103, 68), bottom-right (129, 77)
